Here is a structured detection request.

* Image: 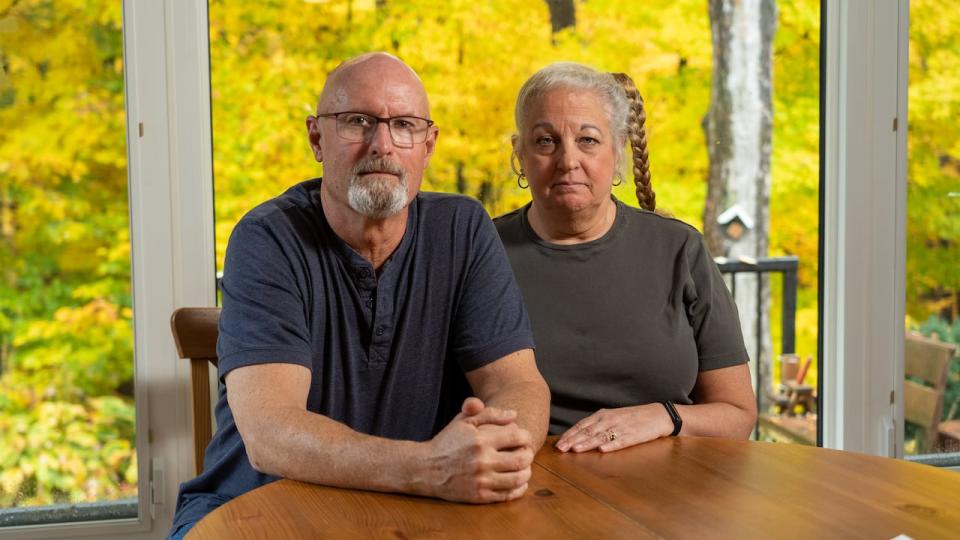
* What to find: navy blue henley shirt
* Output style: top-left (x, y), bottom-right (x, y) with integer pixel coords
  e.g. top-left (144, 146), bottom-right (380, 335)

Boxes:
top-left (171, 179), bottom-right (534, 531)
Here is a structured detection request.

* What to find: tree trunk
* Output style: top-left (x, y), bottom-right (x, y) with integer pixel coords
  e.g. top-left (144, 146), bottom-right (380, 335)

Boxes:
top-left (456, 161), bottom-right (467, 194)
top-left (477, 180), bottom-right (493, 207)
top-left (0, 192), bottom-right (15, 374)
top-left (703, 0), bottom-right (778, 412)
top-left (545, 0), bottom-right (575, 33)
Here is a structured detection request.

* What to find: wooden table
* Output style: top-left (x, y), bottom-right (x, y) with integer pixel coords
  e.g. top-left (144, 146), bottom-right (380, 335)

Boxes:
top-left (189, 437), bottom-right (960, 539)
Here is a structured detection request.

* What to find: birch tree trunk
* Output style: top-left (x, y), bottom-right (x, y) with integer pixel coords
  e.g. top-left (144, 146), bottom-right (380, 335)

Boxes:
top-left (703, 0), bottom-right (778, 409)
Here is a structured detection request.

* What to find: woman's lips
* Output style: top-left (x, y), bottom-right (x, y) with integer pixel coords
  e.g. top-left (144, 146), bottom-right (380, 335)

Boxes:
top-left (551, 180), bottom-right (589, 189)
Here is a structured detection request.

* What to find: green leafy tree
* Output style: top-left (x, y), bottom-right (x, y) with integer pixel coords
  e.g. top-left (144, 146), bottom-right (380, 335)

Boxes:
top-left (907, 0), bottom-right (960, 324)
top-left (0, 0), bottom-right (136, 506)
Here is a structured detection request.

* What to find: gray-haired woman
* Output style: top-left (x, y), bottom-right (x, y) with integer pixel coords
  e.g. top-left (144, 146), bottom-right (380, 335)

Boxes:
top-left (494, 62), bottom-right (757, 453)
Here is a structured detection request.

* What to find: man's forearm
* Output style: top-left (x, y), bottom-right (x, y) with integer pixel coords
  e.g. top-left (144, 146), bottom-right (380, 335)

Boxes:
top-left (242, 405), bottom-right (428, 494)
top-left (465, 349), bottom-right (551, 450)
top-left (482, 379), bottom-right (551, 450)
top-left (228, 361), bottom-right (537, 504)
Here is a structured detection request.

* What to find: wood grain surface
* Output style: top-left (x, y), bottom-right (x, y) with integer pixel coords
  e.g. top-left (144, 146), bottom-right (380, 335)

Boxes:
top-left (535, 436), bottom-right (960, 539)
top-left (187, 437), bottom-right (960, 539)
top-left (187, 462), bottom-right (656, 539)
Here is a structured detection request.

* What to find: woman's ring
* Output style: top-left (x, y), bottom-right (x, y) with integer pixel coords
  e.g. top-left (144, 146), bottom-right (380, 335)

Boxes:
top-left (606, 429), bottom-right (617, 442)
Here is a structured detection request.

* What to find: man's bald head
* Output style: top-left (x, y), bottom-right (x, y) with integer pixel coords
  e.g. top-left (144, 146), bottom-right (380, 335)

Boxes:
top-left (317, 52), bottom-right (430, 117)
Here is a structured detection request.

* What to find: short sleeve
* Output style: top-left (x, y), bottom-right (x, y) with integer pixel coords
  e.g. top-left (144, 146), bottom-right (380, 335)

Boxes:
top-left (683, 234), bottom-right (750, 371)
top-left (449, 210), bottom-right (535, 372)
top-left (216, 219), bottom-right (314, 380)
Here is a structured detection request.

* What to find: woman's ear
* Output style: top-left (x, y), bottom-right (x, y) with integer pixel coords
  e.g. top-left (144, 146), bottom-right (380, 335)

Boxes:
top-left (511, 134), bottom-right (522, 165)
top-left (510, 135), bottom-right (525, 177)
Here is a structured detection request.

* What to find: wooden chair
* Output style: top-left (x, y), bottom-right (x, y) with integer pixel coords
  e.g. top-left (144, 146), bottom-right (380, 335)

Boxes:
top-left (170, 307), bottom-right (221, 475)
top-left (769, 354), bottom-right (816, 416)
top-left (759, 353), bottom-right (817, 445)
top-left (904, 332), bottom-right (958, 453)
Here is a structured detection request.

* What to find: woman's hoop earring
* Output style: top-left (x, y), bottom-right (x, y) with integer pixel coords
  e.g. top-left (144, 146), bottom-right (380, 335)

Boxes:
top-left (613, 173), bottom-right (624, 187)
top-left (511, 151), bottom-right (528, 189)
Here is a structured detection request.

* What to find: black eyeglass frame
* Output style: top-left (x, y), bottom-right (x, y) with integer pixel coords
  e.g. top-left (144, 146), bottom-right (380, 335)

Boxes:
top-left (316, 111), bottom-right (435, 146)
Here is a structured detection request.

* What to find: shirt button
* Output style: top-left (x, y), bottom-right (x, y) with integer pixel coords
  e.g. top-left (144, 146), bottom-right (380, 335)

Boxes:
top-left (365, 298), bottom-right (374, 309)
top-left (358, 269), bottom-right (370, 278)
top-left (375, 325), bottom-right (385, 336)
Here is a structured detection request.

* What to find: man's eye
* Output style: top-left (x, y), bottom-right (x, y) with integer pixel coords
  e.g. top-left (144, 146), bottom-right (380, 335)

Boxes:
top-left (345, 114), bottom-right (373, 127)
top-left (391, 118), bottom-right (414, 130)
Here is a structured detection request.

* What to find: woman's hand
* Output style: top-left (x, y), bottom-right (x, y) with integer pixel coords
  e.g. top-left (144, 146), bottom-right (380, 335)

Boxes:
top-left (555, 403), bottom-right (674, 453)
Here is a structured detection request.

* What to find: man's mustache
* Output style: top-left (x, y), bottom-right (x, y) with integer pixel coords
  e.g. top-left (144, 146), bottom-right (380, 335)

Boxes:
top-left (352, 158), bottom-right (405, 178)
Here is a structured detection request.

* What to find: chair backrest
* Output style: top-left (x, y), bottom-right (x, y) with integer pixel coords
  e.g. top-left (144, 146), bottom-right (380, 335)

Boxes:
top-left (170, 307), bottom-right (221, 476)
top-left (904, 332), bottom-right (956, 453)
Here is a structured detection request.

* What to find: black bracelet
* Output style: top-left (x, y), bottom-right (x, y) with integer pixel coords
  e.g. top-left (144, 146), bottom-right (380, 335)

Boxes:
top-left (660, 400), bottom-right (682, 436)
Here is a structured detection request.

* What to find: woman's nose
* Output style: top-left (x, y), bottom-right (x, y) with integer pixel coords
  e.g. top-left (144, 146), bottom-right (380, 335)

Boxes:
top-left (556, 140), bottom-right (581, 171)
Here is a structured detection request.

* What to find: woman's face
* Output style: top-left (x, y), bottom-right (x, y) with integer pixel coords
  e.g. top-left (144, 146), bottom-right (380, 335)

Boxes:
top-left (516, 88), bottom-right (619, 215)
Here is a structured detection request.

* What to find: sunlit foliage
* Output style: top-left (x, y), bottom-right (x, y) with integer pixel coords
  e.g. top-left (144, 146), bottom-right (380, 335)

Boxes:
top-left (0, 0), bottom-right (135, 507)
top-left (907, 0), bottom-right (960, 325)
top-left (0, 0), bottom-right (955, 507)
top-left (208, 0), bottom-right (822, 378)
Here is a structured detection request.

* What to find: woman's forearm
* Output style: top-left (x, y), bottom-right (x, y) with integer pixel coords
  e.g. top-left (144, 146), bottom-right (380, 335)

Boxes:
top-left (674, 400), bottom-right (757, 439)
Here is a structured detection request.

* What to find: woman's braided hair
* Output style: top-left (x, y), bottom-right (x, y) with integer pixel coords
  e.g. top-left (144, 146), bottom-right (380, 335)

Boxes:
top-left (514, 63), bottom-right (655, 211)
top-left (611, 72), bottom-right (655, 212)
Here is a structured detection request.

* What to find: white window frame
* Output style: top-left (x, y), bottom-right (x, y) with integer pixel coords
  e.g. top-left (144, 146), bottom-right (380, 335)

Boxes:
top-left (4, 0), bottom-right (216, 538)
top-left (821, 0), bottom-right (909, 457)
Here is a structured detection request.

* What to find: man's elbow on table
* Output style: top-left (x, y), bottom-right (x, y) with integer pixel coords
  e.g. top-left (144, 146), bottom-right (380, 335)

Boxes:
top-left (232, 402), bottom-right (310, 478)
top-left (237, 412), bottom-right (300, 476)
top-left (226, 363), bottom-right (313, 477)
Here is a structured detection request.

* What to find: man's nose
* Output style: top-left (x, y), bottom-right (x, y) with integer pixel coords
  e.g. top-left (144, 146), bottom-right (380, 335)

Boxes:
top-left (368, 120), bottom-right (394, 155)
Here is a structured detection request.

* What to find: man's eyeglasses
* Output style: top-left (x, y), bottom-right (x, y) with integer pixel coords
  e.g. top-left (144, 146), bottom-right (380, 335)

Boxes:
top-left (317, 112), bottom-right (434, 147)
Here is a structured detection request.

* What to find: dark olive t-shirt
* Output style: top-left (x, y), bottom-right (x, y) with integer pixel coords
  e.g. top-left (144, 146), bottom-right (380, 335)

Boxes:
top-left (494, 199), bottom-right (748, 434)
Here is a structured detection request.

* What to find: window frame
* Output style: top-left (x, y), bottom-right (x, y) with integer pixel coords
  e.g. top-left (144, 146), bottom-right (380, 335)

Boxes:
top-left (820, 0), bottom-right (909, 457)
top-left (3, 0), bottom-right (216, 538)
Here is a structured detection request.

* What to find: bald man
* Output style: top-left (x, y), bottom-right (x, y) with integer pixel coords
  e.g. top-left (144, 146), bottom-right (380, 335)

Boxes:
top-left (168, 53), bottom-right (549, 538)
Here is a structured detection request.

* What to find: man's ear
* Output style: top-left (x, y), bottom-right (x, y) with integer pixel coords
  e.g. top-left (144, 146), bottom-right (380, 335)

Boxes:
top-left (306, 115), bottom-right (323, 162)
top-left (422, 126), bottom-right (439, 166)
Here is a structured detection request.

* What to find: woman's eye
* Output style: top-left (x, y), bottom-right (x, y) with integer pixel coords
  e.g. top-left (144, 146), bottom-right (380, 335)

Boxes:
top-left (579, 136), bottom-right (599, 146)
top-left (535, 136), bottom-right (555, 146)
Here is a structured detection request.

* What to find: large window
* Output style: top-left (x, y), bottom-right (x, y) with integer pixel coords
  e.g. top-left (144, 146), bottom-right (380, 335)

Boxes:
top-left (904, 0), bottom-right (960, 461)
top-left (0, 1), bottom-right (138, 527)
top-left (0, 0), bottom-right (936, 536)
top-left (208, 0), bottom-right (821, 444)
